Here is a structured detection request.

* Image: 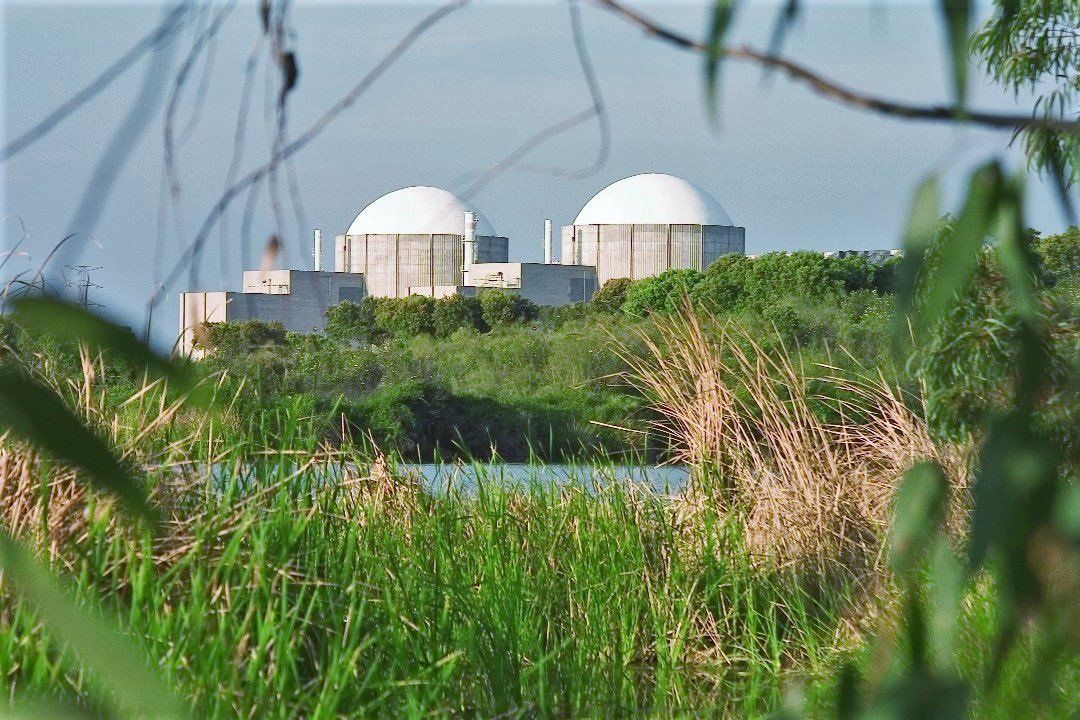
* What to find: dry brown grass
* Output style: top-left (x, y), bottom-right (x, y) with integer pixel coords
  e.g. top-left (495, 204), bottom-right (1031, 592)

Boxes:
top-left (0, 340), bottom-right (425, 579)
top-left (614, 307), bottom-right (970, 578)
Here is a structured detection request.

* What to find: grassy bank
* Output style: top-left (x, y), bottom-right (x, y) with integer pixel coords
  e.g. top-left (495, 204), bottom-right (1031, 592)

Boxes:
top-left (2, 444), bottom-right (1074, 718)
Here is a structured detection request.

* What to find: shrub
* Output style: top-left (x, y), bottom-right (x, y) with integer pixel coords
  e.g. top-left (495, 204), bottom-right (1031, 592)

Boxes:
top-left (872, 255), bottom-right (902, 294)
top-left (622, 269), bottom-right (705, 316)
top-left (692, 254), bottom-right (752, 312)
top-left (479, 289), bottom-right (539, 326)
top-left (590, 278), bottom-right (632, 314)
top-left (325, 300), bottom-right (379, 345)
top-left (1037, 225), bottom-right (1079, 281)
top-left (197, 320), bottom-right (286, 354)
top-left (432, 295), bottom-right (486, 338)
top-left (374, 295), bottom-right (435, 338)
top-left (537, 303), bottom-right (592, 330)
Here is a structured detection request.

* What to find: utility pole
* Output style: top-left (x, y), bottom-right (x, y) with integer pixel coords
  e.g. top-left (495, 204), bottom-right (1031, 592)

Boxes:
top-left (63, 265), bottom-right (102, 310)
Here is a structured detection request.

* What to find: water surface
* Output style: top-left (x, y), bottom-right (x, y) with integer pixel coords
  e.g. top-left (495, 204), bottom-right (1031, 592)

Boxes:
top-left (404, 462), bottom-right (690, 495)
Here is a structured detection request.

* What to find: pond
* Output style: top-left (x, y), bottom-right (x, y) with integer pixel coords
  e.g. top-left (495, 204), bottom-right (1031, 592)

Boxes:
top-left (403, 462), bottom-right (690, 495)
top-left (199, 460), bottom-right (691, 496)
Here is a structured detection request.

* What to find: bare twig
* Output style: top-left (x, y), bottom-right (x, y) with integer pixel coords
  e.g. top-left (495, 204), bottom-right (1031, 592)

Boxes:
top-left (594, 0), bottom-right (1080, 133)
top-left (0, 4), bottom-right (188, 163)
top-left (452, 0), bottom-right (610, 202)
top-left (147, 0), bottom-right (469, 317)
top-left (565, 0), bottom-right (610, 179)
top-left (163, 1), bottom-right (237, 269)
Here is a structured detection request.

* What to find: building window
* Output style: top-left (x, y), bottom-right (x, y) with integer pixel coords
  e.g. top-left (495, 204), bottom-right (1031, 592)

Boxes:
top-left (338, 286), bottom-right (363, 303)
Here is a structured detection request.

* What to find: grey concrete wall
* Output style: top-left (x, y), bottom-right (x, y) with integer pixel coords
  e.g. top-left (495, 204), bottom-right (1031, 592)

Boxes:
top-left (521, 263), bottom-right (597, 305)
top-left (467, 263), bottom-right (596, 306)
top-left (336, 233), bottom-right (509, 298)
top-left (560, 223), bottom-right (746, 286)
top-left (242, 269), bottom-right (292, 294)
top-left (409, 285), bottom-right (478, 298)
top-left (178, 271), bottom-right (365, 355)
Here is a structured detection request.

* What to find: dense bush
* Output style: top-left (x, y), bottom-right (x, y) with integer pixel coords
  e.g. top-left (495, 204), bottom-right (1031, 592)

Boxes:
top-left (911, 221), bottom-right (1079, 448)
top-left (432, 295), bottom-right (487, 338)
top-left (1036, 226), bottom-right (1079, 283)
top-left (325, 300), bottom-right (377, 345)
top-left (374, 295), bottom-right (435, 338)
top-left (622, 269), bottom-right (704, 316)
top-left (326, 295), bottom-right (488, 346)
top-left (689, 253), bottom-right (753, 313)
top-left (478, 289), bottom-right (539, 326)
top-left (620, 252), bottom-right (882, 317)
top-left (197, 319), bottom-right (286, 353)
top-left (590, 278), bottom-right (632, 313)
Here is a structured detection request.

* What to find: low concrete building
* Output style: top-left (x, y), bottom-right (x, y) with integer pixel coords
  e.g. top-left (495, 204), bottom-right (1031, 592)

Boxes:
top-left (466, 262), bottom-right (597, 306)
top-left (178, 270), bottom-right (365, 356)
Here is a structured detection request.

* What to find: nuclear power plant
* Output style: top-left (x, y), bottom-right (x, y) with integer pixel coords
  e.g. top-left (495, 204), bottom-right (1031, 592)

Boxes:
top-left (178, 173), bottom-right (747, 355)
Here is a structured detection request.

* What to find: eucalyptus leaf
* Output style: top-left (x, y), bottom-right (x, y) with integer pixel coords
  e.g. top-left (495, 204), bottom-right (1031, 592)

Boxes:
top-left (938, 0), bottom-right (971, 109)
top-left (704, 0), bottom-right (738, 121)
top-left (893, 175), bottom-right (940, 356)
top-left (0, 533), bottom-right (184, 719)
top-left (889, 462), bottom-right (948, 576)
top-left (0, 368), bottom-right (155, 522)
top-left (10, 297), bottom-right (204, 403)
top-left (766, 0), bottom-right (799, 59)
top-left (919, 162), bottom-right (1002, 333)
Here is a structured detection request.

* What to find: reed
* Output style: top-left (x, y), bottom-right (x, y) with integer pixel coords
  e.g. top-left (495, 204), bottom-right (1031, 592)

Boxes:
top-left (2, 324), bottom-right (1068, 719)
top-left (614, 306), bottom-right (971, 577)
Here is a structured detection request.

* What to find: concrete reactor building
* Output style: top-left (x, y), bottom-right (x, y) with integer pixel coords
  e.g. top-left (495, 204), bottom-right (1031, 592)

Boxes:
top-left (177, 174), bottom-right (748, 355)
top-left (335, 186), bottom-right (509, 298)
top-left (562, 173), bottom-right (745, 286)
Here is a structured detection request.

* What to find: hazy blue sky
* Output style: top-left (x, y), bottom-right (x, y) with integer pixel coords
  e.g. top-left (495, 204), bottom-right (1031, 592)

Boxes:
top-left (1, 1), bottom-right (1073, 347)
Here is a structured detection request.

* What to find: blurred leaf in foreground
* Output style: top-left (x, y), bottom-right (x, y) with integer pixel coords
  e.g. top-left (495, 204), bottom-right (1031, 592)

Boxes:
top-left (0, 367), bottom-right (154, 523)
top-left (0, 533), bottom-right (184, 719)
top-left (10, 297), bottom-right (205, 404)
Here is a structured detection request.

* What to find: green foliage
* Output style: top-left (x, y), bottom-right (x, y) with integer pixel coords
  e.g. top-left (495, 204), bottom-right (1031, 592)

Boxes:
top-left (197, 319), bottom-right (286, 354)
top-left (432, 294), bottom-right (486, 337)
top-left (972, 1), bottom-right (1080, 185)
top-left (824, 160), bottom-right (1079, 720)
top-left (623, 252), bottom-right (883, 318)
top-left (478, 289), bottom-right (539, 326)
top-left (374, 294), bottom-right (436, 338)
top-left (691, 253), bottom-right (752, 312)
top-left (909, 218), bottom-right (1078, 445)
top-left (743, 251), bottom-right (873, 308)
top-left (326, 294), bottom-right (510, 347)
top-left (590, 277), bottom-right (632, 313)
top-left (622, 268), bottom-right (704, 316)
top-left (1036, 225), bottom-right (1080, 281)
top-left (324, 299), bottom-right (377, 345)
top-left (872, 254), bottom-right (902, 293)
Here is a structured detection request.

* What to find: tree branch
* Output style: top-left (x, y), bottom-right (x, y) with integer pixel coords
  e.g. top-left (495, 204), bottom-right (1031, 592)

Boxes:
top-left (594, 0), bottom-right (1080, 134)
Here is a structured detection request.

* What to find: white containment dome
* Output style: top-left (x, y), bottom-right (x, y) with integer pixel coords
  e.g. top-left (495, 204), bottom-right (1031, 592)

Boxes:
top-left (347, 186), bottom-right (495, 236)
top-left (573, 173), bottom-right (734, 227)
top-left (336, 185), bottom-right (508, 299)
top-left (562, 173), bottom-right (745, 287)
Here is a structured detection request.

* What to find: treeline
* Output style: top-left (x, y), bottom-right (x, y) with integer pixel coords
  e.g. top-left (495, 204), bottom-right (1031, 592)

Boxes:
top-left (153, 225), bottom-right (1080, 460)
top-left (321, 290), bottom-right (539, 346)
top-left (598, 251), bottom-right (899, 317)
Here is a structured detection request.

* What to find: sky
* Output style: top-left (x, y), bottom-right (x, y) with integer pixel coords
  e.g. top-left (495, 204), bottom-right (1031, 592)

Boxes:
top-left (1, 1), bottom-right (1074, 348)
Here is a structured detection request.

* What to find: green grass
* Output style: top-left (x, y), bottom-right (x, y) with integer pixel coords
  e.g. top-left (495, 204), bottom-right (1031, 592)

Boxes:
top-left (2, 454), bottom-right (858, 718)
